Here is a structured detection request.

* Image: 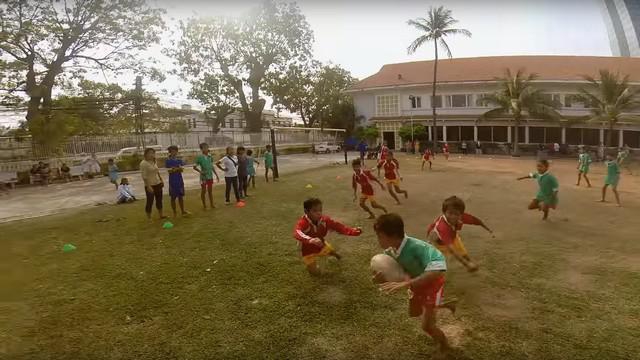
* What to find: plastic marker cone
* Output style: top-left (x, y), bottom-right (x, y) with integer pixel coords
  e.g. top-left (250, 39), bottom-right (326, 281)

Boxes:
top-left (305, 184), bottom-right (313, 188)
top-left (336, 176), bottom-right (342, 180)
top-left (162, 221), bottom-right (174, 229)
top-left (235, 201), bottom-right (246, 208)
top-left (62, 243), bottom-right (77, 253)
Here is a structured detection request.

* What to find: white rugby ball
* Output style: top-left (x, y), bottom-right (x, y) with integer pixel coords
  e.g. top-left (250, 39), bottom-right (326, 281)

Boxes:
top-left (370, 254), bottom-right (407, 283)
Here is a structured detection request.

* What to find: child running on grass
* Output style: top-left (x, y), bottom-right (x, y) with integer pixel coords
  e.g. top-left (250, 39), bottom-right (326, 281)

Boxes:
top-left (374, 213), bottom-right (456, 356)
top-left (427, 196), bottom-right (493, 272)
top-left (246, 149), bottom-right (260, 189)
top-left (107, 158), bottom-right (119, 190)
top-left (352, 159), bottom-right (388, 219)
top-left (517, 159), bottom-right (559, 220)
top-left (600, 152), bottom-right (622, 206)
top-left (166, 145), bottom-right (189, 217)
top-left (422, 147), bottom-right (433, 171)
top-left (576, 147), bottom-right (592, 187)
top-left (193, 143), bottom-right (220, 209)
top-left (376, 151), bottom-right (408, 205)
top-left (293, 198), bottom-right (362, 275)
top-left (442, 142), bottom-right (450, 161)
top-left (264, 145), bottom-right (276, 182)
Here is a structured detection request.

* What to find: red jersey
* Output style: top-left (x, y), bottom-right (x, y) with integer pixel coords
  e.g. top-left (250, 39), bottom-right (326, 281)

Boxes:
top-left (442, 144), bottom-right (449, 153)
top-left (423, 149), bottom-right (433, 160)
top-left (377, 158), bottom-right (399, 180)
top-left (352, 169), bottom-right (377, 196)
top-left (293, 215), bottom-right (361, 255)
top-left (427, 213), bottom-right (482, 246)
top-left (380, 145), bottom-right (389, 160)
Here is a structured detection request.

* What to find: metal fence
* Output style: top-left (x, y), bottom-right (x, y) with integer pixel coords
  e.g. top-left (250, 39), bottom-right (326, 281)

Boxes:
top-left (0, 128), bottom-right (343, 172)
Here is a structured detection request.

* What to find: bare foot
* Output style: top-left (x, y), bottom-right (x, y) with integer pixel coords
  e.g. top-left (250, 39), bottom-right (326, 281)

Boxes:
top-left (182, 211), bottom-right (191, 216)
top-left (404, 191), bottom-right (408, 199)
top-left (598, 199), bottom-right (606, 203)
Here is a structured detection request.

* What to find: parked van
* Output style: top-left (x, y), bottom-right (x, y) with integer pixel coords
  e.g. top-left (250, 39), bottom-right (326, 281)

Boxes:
top-left (115, 145), bottom-right (163, 160)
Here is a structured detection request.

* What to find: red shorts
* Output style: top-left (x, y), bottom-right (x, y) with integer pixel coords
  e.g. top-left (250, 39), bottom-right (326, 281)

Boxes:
top-left (423, 156), bottom-right (431, 161)
top-left (409, 275), bottom-right (445, 317)
top-left (200, 179), bottom-right (213, 188)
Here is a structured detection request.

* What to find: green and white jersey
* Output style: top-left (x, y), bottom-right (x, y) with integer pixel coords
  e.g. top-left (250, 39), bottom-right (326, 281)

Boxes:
top-left (529, 171), bottom-right (559, 205)
top-left (385, 236), bottom-right (446, 278)
top-left (578, 153), bottom-right (592, 172)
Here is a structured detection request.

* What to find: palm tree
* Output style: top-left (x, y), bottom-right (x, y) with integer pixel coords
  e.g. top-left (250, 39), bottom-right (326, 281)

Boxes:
top-left (577, 69), bottom-right (640, 147)
top-left (407, 6), bottom-right (471, 142)
top-left (478, 69), bottom-right (561, 156)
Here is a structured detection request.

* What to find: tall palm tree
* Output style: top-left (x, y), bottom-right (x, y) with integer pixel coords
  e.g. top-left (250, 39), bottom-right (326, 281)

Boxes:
top-left (407, 6), bottom-right (471, 142)
top-left (478, 69), bottom-right (561, 156)
top-left (577, 69), bottom-right (640, 147)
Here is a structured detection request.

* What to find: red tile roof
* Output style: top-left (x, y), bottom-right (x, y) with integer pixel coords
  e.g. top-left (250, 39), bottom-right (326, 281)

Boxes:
top-left (349, 55), bottom-right (640, 91)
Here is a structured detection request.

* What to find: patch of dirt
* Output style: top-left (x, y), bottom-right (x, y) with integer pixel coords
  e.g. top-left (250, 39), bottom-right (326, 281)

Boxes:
top-left (477, 288), bottom-right (527, 320)
top-left (560, 268), bottom-right (595, 292)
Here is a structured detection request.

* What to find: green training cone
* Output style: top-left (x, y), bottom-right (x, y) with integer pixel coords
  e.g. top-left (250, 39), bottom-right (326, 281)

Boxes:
top-left (162, 221), bottom-right (174, 229)
top-left (62, 243), bottom-right (77, 253)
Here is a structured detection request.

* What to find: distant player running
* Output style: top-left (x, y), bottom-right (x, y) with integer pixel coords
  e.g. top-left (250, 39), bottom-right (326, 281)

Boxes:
top-left (352, 159), bottom-right (388, 219)
top-left (576, 148), bottom-right (592, 187)
top-left (376, 151), bottom-right (408, 205)
top-left (517, 159), bottom-right (559, 220)
top-left (422, 147), bottom-right (434, 171)
top-left (600, 152), bottom-right (622, 207)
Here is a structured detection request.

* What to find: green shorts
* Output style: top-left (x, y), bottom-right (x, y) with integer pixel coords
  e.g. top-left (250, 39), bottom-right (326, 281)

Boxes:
top-left (605, 175), bottom-right (619, 187)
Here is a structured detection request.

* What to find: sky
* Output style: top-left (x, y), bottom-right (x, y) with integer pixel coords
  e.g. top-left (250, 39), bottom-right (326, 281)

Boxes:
top-left (1, 0), bottom-right (613, 127)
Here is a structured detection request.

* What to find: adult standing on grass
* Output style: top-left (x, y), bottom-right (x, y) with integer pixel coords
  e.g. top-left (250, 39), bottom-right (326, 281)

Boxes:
top-left (140, 148), bottom-right (166, 220)
top-left (216, 146), bottom-right (241, 205)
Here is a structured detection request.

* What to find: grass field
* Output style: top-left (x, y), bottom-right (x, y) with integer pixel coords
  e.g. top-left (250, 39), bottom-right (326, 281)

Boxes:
top-left (2, 154), bottom-right (639, 360)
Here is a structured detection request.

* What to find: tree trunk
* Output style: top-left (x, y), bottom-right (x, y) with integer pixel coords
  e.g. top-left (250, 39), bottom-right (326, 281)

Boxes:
top-left (606, 121), bottom-right (614, 147)
top-left (513, 117), bottom-right (520, 156)
top-left (431, 39), bottom-right (439, 143)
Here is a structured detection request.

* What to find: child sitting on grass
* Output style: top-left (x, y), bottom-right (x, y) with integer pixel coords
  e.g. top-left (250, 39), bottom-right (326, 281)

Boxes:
top-left (374, 213), bottom-right (456, 356)
top-left (116, 178), bottom-right (136, 204)
top-left (427, 196), bottom-right (494, 272)
top-left (517, 159), bottom-right (559, 220)
top-left (293, 198), bottom-right (362, 275)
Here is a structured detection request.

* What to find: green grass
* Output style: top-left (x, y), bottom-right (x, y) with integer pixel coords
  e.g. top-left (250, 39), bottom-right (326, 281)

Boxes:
top-left (2, 159), bottom-right (639, 360)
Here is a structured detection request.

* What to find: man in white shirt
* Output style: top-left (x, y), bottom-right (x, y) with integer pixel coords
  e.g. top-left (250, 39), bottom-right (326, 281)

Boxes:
top-left (216, 146), bottom-right (241, 204)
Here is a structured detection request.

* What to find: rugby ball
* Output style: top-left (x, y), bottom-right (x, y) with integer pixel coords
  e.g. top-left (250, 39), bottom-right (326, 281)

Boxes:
top-left (370, 254), bottom-right (407, 283)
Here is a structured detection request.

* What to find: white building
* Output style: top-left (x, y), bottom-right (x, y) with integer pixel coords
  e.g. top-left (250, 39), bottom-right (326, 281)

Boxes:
top-left (221, 109), bottom-right (293, 129)
top-left (346, 55), bottom-right (640, 150)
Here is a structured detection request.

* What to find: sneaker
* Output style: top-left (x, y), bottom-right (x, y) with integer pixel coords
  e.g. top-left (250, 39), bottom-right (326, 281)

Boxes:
top-left (225, 201), bottom-right (231, 206)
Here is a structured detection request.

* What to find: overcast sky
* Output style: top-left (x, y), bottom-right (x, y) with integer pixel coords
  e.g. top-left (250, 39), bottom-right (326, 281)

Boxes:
top-left (1, 0), bottom-right (613, 127)
top-left (149, 0), bottom-right (613, 110)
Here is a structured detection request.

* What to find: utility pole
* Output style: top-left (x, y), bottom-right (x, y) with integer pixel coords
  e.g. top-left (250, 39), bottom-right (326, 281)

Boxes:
top-left (134, 76), bottom-right (144, 148)
top-left (270, 128), bottom-right (279, 179)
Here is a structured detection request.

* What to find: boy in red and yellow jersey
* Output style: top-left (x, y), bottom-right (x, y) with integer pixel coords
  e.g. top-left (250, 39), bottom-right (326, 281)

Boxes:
top-left (293, 198), bottom-right (362, 274)
top-left (427, 196), bottom-right (494, 272)
top-left (376, 151), bottom-right (408, 205)
top-left (422, 148), bottom-right (433, 171)
top-left (352, 159), bottom-right (388, 219)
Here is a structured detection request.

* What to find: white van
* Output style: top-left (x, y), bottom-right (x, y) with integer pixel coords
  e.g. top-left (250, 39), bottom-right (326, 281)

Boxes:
top-left (115, 145), bottom-right (164, 160)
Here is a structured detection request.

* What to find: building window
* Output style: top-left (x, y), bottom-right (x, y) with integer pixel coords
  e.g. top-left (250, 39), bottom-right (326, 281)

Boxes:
top-left (376, 95), bottom-right (399, 116)
top-left (431, 95), bottom-right (442, 108)
top-left (409, 96), bottom-right (422, 109)
top-left (541, 93), bottom-right (561, 105)
top-left (477, 94), bottom-right (491, 107)
top-left (444, 94), bottom-right (471, 108)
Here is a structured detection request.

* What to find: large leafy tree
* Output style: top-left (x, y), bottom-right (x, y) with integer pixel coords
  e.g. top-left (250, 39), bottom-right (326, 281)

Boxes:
top-left (267, 62), bottom-right (357, 129)
top-left (577, 69), bottom-right (640, 147)
top-left (478, 69), bottom-right (561, 156)
top-left (172, 1), bottom-right (314, 132)
top-left (407, 6), bottom-right (471, 141)
top-left (0, 0), bottom-right (165, 140)
top-left (189, 74), bottom-right (237, 134)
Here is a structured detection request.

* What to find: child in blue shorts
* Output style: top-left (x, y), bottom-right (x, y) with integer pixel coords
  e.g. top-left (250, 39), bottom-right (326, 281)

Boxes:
top-left (166, 145), bottom-right (189, 217)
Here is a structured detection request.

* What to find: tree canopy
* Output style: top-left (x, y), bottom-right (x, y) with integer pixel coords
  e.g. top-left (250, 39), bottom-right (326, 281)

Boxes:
top-left (0, 0), bottom-right (166, 141)
top-left (172, 1), bottom-right (314, 131)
